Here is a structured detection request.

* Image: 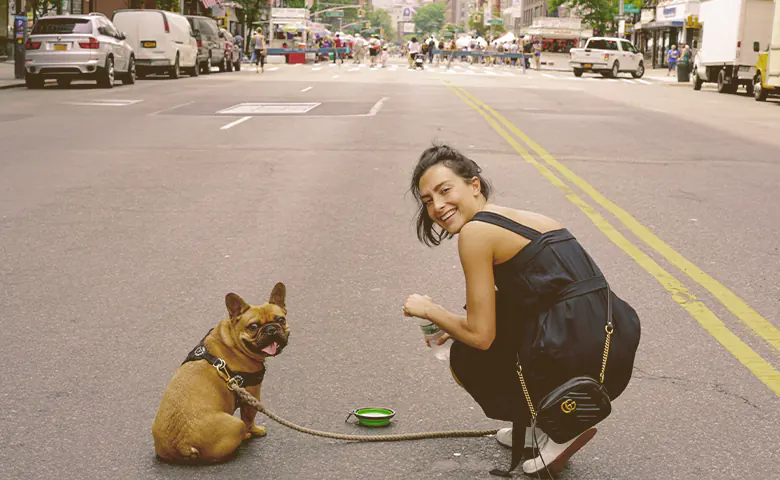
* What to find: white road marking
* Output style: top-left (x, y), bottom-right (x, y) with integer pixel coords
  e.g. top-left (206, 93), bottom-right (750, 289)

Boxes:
top-left (312, 67), bottom-right (322, 71)
top-left (636, 79), bottom-right (651, 85)
top-left (332, 75), bottom-right (339, 78)
top-left (542, 73), bottom-right (556, 79)
top-left (220, 116), bottom-right (252, 130)
top-left (348, 67), bottom-right (360, 72)
top-left (608, 79), bottom-right (619, 82)
top-left (622, 79), bottom-right (636, 84)
top-left (268, 67), bottom-right (279, 71)
top-left (301, 86), bottom-right (313, 92)
top-left (149, 101), bottom-right (194, 116)
top-left (367, 96), bottom-right (388, 116)
top-left (67, 99), bottom-right (143, 107)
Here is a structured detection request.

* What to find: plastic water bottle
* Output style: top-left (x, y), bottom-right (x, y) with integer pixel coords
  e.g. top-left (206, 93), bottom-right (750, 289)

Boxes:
top-left (416, 319), bottom-right (451, 361)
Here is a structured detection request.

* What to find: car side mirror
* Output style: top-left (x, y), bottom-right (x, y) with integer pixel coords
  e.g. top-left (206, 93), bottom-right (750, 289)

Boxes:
top-left (753, 41), bottom-right (760, 52)
top-left (118, 32), bottom-right (126, 40)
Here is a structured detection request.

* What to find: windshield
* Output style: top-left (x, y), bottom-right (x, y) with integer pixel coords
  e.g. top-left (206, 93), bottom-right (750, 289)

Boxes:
top-left (32, 18), bottom-right (93, 35)
top-left (587, 39), bottom-right (618, 51)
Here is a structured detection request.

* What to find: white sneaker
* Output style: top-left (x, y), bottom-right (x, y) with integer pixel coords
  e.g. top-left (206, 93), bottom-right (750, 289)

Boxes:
top-left (495, 427), bottom-right (547, 449)
top-left (496, 427), bottom-right (513, 448)
top-left (522, 427), bottom-right (597, 476)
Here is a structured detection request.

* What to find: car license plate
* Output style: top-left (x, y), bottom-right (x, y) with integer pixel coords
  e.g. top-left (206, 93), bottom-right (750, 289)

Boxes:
top-left (142, 41), bottom-right (156, 48)
top-left (583, 63), bottom-right (592, 68)
top-left (54, 44), bottom-right (67, 51)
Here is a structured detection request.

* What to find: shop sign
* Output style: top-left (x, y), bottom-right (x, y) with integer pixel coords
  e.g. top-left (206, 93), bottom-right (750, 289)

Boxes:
top-left (640, 9), bottom-right (655, 23)
top-left (663, 7), bottom-right (677, 17)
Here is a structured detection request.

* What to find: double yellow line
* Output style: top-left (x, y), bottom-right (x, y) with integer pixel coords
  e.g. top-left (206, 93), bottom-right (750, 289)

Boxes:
top-left (445, 81), bottom-right (780, 395)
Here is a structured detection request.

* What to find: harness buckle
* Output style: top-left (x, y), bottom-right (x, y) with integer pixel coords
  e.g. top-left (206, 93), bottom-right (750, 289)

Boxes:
top-left (213, 358), bottom-right (232, 383)
top-left (227, 375), bottom-right (244, 390)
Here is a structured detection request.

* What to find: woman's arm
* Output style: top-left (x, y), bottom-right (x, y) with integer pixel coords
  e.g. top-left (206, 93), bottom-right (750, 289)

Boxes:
top-left (415, 223), bottom-right (497, 350)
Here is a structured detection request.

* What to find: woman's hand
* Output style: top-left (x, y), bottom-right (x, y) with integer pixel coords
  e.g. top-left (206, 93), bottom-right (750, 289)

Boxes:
top-left (403, 294), bottom-right (434, 320)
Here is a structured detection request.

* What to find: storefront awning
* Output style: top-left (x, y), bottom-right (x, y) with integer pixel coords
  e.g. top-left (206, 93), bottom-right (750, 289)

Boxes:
top-left (643, 20), bottom-right (684, 29)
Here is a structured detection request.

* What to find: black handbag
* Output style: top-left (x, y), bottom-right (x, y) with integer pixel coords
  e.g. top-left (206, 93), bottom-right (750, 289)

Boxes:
top-left (490, 284), bottom-right (615, 477)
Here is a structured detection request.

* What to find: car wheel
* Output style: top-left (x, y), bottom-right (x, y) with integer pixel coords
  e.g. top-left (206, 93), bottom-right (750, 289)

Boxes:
top-left (98, 56), bottom-right (115, 88)
top-left (631, 61), bottom-right (644, 79)
top-left (123, 56), bottom-right (136, 85)
top-left (573, 68), bottom-right (583, 77)
top-left (692, 69), bottom-right (702, 90)
top-left (235, 60), bottom-right (241, 71)
top-left (226, 57), bottom-right (233, 72)
top-left (57, 78), bottom-right (72, 88)
top-left (25, 74), bottom-right (44, 89)
top-left (717, 69), bottom-right (735, 94)
top-left (745, 81), bottom-right (754, 97)
top-left (218, 56), bottom-right (226, 72)
top-left (202, 56), bottom-right (212, 74)
top-left (754, 75), bottom-right (768, 101)
top-left (188, 58), bottom-right (199, 77)
top-left (169, 55), bottom-right (180, 79)
top-left (610, 61), bottom-right (620, 78)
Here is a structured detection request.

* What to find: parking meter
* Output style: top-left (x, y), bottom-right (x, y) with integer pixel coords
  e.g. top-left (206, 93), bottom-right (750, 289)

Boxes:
top-left (14, 14), bottom-right (27, 80)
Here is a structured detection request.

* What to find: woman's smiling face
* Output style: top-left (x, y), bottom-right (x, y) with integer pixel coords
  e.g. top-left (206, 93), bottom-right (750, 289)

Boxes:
top-left (418, 163), bottom-right (482, 235)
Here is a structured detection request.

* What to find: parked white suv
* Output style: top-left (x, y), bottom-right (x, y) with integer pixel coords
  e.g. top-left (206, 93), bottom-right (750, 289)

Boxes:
top-left (569, 37), bottom-right (645, 78)
top-left (24, 13), bottom-right (135, 89)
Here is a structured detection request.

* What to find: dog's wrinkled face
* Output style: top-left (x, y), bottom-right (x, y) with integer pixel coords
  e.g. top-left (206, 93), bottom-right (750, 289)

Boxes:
top-left (225, 283), bottom-right (289, 359)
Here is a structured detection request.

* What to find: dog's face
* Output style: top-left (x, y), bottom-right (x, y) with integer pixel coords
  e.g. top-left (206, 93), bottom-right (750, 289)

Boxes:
top-left (225, 283), bottom-right (289, 359)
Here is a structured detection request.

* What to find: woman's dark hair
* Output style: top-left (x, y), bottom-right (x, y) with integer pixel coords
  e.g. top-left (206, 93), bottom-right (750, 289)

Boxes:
top-left (410, 144), bottom-right (492, 247)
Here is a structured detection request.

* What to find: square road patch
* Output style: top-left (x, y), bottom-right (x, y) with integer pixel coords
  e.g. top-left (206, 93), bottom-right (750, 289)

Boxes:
top-left (218, 103), bottom-right (321, 115)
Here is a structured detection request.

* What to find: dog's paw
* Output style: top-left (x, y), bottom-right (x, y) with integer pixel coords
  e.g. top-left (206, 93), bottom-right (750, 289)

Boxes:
top-left (245, 425), bottom-right (267, 439)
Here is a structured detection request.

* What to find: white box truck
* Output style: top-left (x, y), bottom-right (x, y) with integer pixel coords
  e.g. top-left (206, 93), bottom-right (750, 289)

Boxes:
top-left (692, 0), bottom-right (775, 94)
top-left (753, 0), bottom-right (780, 99)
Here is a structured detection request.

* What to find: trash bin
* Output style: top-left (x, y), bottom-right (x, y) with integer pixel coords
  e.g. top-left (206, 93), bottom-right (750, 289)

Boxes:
top-left (677, 61), bottom-right (690, 82)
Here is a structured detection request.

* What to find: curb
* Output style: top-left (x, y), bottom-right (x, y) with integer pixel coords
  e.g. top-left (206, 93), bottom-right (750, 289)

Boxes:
top-left (0, 82), bottom-right (25, 90)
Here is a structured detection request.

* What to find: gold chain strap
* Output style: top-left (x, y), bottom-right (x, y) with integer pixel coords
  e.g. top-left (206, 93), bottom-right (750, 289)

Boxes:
top-left (515, 360), bottom-right (536, 419)
top-left (599, 324), bottom-right (614, 384)
top-left (515, 283), bottom-right (614, 414)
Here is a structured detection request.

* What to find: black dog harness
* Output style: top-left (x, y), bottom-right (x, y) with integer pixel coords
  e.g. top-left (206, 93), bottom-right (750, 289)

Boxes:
top-left (182, 329), bottom-right (266, 390)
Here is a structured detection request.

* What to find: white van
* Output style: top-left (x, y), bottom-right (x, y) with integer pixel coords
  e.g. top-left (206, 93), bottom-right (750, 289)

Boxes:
top-left (112, 9), bottom-right (198, 79)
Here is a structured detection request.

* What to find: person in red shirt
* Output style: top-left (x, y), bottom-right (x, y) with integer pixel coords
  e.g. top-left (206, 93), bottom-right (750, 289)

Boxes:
top-left (334, 34), bottom-right (344, 64)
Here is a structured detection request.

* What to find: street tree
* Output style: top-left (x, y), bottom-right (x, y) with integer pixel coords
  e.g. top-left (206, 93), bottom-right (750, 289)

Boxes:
top-left (548, 0), bottom-right (643, 35)
top-left (413, 2), bottom-right (446, 36)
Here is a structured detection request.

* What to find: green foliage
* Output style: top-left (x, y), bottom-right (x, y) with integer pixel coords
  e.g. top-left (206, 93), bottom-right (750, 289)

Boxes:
top-left (367, 9), bottom-right (395, 40)
top-left (547, 0), bottom-right (644, 34)
top-left (413, 3), bottom-right (446, 36)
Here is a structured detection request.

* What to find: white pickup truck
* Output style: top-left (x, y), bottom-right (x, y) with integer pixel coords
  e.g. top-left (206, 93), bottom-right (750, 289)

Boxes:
top-left (569, 37), bottom-right (645, 78)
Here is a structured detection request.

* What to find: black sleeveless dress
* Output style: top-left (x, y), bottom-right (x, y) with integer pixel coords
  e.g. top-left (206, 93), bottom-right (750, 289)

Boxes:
top-left (450, 211), bottom-right (641, 423)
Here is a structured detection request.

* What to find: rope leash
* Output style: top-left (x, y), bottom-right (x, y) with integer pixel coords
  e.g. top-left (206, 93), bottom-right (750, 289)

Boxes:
top-left (233, 386), bottom-right (499, 442)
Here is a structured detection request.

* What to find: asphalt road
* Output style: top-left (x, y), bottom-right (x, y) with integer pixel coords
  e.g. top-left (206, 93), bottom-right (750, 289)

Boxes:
top-left (1, 58), bottom-right (779, 480)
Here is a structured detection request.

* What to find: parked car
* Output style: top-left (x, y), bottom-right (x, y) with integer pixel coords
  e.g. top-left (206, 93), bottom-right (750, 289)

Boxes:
top-left (112, 9), bottom-right (198, 79)
top-left (220, 29), bottom-right (241, 72)
top-left (569, 37), bottom-right (645, 79)
top-left (24, 12), bottom-right (135, 89)
top-left (186, 15), bottom-right (227, 73)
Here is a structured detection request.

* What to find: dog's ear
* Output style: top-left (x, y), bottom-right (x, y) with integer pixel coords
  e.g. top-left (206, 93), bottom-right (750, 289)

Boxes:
top-left (269, 282), bottom-right (286, 310)
top-left (226, 293), bottom-right (250, 320)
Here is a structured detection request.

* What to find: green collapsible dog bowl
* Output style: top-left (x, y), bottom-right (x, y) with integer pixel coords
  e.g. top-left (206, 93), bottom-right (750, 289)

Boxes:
top-left (345, 407), bottom-right (396, 427)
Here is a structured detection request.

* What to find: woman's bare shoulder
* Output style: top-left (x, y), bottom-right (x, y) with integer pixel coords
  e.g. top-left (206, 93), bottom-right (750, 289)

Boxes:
top-left (485, 205), bottom-right (565, 233)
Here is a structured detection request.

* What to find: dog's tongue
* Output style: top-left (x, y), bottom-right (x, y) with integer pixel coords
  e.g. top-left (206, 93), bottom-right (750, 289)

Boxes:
top-left (262, 342), bottom-right (278, 356)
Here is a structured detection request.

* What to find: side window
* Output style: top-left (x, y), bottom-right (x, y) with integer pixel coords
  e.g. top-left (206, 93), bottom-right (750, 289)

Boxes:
top-left (621, 41), bottom-right (637, 53)
top-left (99, 18), bottom-right (118, 37)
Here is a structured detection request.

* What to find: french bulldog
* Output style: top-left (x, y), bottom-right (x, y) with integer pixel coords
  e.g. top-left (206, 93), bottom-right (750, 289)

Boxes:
top-left (152, 283), bottom-right (289, 462)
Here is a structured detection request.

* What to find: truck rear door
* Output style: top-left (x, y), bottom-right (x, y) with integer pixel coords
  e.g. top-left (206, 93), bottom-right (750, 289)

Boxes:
top-left (768, 0), bottom-right (780, 87)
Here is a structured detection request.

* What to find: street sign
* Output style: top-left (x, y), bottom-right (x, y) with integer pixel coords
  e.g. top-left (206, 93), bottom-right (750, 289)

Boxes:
top-left (488, 19), bottom-right (503, 25)
top-left (613, 14), bottom-right (631, 21)
top-left (624, 5), bottom-right (640, 14)
top-left (325, 11), bottom-right (344, 17)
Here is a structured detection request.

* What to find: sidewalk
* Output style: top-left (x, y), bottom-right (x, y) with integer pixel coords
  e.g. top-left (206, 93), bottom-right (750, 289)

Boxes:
top-left (644, 67), bottom-right (696, 86)
top-left (0, 61), bottom-right (25, 89)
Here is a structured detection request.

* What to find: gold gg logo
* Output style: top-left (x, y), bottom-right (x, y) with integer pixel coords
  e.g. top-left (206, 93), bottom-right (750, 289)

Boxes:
top-left (561, 399), bottom-right (576, 414)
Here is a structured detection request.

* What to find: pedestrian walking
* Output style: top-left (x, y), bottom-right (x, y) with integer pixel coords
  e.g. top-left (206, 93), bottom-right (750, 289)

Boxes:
top-left (404, 144), bottom-right (640, 476)
top-left (253, 30), bottom-right (266, 73)
top-left (667, 45), bottom-right (679, 76)
top-left (334, 33), bottom-right (344, 64)
top-left (533, 38), bottom-right (542, 70)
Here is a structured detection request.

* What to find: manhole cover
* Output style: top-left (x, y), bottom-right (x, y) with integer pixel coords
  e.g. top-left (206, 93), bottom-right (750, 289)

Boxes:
top-left (218, 103), bottom-right (321, 115)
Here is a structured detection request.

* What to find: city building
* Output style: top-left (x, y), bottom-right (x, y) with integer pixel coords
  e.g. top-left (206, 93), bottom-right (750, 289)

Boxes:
top-left (2, 0), bottom-right (9, 59)
top-left (522, 0), bottom-right (548, 28)
top-left (633, 0), bottom-right (701, 68)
